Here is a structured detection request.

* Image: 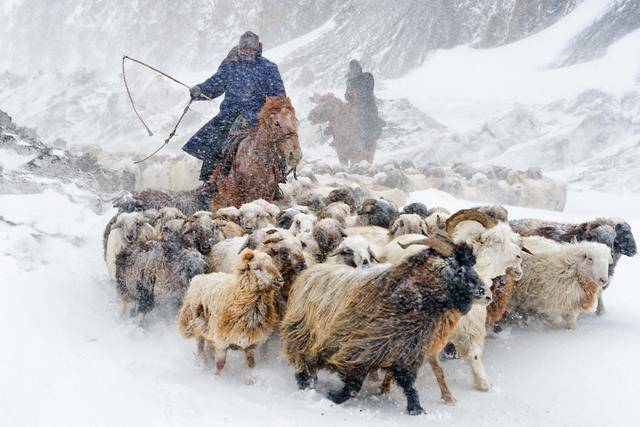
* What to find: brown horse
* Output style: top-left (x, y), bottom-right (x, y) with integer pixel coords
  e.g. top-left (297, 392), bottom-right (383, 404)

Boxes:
top-left (209, 96), bottom-right (302, 210)
top-left (308, 93), bottom-right (374, 165)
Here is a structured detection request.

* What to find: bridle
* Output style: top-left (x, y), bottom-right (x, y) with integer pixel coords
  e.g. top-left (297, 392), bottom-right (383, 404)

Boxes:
top-left (263, 116), bottom-right (299, 181)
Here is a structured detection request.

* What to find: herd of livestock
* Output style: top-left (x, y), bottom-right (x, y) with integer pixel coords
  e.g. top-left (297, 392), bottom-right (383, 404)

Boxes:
top-left (103, 170), bottom-right (636, 416)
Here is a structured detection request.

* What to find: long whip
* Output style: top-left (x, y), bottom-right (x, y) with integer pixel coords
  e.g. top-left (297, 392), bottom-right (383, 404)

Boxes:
top-left (121, 55), bottom-right (212, 163)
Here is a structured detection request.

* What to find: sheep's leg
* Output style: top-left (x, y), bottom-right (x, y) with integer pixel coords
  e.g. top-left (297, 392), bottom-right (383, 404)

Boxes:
top-left (379, 370), bottom-right (393, 394)
top-left (391, 369), bottom-right (424, 416)
top-left (458, 342), bottom-right (490, 392)
top-left (429, 358), bottom-right (455, 404)
top-left (368, 369), bottom-right (381, 382)
top-left (196, 338), bottom-right (206, 365)
top-left (243, 345), bottom-right (257, 385)
top-left (548, 314), bottom-right (565, 328)
top-left (565, 313), bottom-right (578, 330)
top-left (212, 346), bottom-right (227, 375)
top-left (295, 371), bottom-right (314, 390)
top-left (596, 290), bottom-right (606, 316)
top-left (327, 371), bottom-right (365, 404)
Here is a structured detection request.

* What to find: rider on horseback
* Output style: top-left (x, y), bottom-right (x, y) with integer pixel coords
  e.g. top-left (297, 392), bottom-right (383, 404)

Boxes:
top-left (183, 31), bottom-right (287, 181)
top-left (345, 59), bottom-right (382, 151)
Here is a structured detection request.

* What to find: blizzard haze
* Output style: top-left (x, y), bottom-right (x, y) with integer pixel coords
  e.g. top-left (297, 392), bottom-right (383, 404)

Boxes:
top-left (1, 1), bottom-right (640, 426)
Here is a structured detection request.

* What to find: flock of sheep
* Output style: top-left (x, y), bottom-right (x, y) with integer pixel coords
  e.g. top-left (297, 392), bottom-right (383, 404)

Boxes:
top-left (103, 172), bottom-right (636, 416)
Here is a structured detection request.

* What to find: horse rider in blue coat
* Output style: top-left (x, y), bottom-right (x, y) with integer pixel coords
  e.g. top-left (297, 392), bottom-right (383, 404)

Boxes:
top-left (183, 31), bottom-right (287, 181)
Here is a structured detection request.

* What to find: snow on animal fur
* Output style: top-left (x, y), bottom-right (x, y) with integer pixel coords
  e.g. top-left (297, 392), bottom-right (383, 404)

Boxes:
top-left (509, 237), bottom-right (612, 329)
top-left (178, 249), bottom-right (283, 382)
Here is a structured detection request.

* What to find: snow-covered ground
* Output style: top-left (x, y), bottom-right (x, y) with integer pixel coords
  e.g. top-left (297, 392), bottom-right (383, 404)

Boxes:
top-left (2, 187), bottom-right (638, 427)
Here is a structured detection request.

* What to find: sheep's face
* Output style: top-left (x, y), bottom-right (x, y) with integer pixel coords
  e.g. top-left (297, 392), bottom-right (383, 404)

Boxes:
top-left (238, 249), bottom-right (284, 291)
top-left (290, 213), bottom-right (316, 235)
top-left (116, 212), bottom-right (148, 243)
top-left (472, 223), bottom-right (524, 281)
top-left (390, 214), bottom-right (426, 237)
top-left (577, 246), bottom-right (612, 289)
top-left (156, 207), bottom-right (186, 225)
top-left (262, 238), bottom-right (308, 278)
top-left (614, 221), bottom-right (637, 257)
top-left (276, 210), bottom-right (297, 229)
top-left (182, 222), bottom-right (218, 255)
top-left (402, 203), bottom-right (429, 219)
top-left (329, 236), bottom-right (378, 268)
top-left (312, 219), bottom-right (346, 260)
top-left (298, 232), bottom-right (320, 264)
top-left (240, 207), bottom-right (272, 232)
top-left (442, 245), bottom-right (492, 312)
top-left (356, 199), bottom-right (399, 228)
top-left (215, 206), bottom-right (241, 224)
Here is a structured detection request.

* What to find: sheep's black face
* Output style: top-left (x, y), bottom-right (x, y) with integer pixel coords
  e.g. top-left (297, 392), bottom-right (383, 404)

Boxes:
top-left (615, 221), bottom-right (637, 257)
top-left (442, 245), bottom-right (487, 313)
top-left (276, 211), bottom-right (295, 229)
top-left (403, 203), bottom-right (429, 219)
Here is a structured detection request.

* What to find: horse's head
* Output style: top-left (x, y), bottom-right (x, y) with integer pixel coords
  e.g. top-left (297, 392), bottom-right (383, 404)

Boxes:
top-left (308, 93), bottom-right (341, 125)
top-left (260, 96), bottom-right (303, 172)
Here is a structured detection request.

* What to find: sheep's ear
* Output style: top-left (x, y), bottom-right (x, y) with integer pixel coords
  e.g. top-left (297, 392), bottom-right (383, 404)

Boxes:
top-left (420, 220), bottom-right (430, 236)
top-left (389, 219), bottom-right (398, 235)
top-left (329, 247), bottom-right (343, 257)
top-left (240, 249), bottom-right (255, 264)
top-left (368, 248), bottom-right (380, 263)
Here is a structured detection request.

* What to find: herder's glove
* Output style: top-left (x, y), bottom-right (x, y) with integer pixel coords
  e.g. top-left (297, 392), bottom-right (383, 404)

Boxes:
top-left (190, 85), bottom-right (203, 100)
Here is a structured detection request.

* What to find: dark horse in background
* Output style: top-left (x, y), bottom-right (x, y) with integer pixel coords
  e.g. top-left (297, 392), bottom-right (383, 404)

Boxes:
top-left (308, 93), bottom-right (375, 165)
top-left (209, 96), bottom-right (302, 210)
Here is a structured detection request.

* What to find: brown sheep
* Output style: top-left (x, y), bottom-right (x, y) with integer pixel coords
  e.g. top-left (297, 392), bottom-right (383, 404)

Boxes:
top-left (178, 249), bottom-right (283, 383)
top-left (281, 237), bottom-right (489, 415)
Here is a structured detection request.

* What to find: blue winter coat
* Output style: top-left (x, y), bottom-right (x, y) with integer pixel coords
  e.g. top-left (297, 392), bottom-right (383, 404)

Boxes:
top-left (182, 48), bottom-right (286, 163)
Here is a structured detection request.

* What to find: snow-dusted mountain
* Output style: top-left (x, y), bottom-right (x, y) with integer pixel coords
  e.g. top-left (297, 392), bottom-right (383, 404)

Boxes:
top-left (1, 0), bottom-right (639, 194)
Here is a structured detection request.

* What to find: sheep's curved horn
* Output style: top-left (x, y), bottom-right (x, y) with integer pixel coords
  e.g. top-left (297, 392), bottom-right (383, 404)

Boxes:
top-left (398, 236), bottom-right (454, 257)
top-left (445, 209), bottom-right (497, 235)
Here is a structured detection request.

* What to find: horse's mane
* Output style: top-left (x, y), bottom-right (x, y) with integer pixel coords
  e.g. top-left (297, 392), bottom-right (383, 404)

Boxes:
top-left (259, 96), bottom-right (295, 124)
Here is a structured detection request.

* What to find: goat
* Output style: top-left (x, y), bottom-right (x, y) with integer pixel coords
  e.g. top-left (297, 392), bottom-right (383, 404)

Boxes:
top-left (281, 237), bottom-right (489, 415)
top-left (510, 217), bottom-right (636, 314)
top-left (402, 202), bottom-right (429, 218)
top-left (115, 182), bottom-right (214, 215)
top-left (178, 249), bottom-right (283, 383)
top-left (312, 218), bottom-right (346, 262)
top-left (396, 209), bottom-right (526, 394)
top-left (238, 200), bottom-right (277, 232)
top-left (356, 198), bottom-right (399, 228)
top-left (326, 235), bottom-right (379, 268)
top-left (389, 214), bottom-right (429, 238)
top-left (509, 237), bottom-right (612, 329)
top-left (115, 233), bottom-right (207, 321)
top-left (317, 202), bottom-right (351, 225)
top-left (104, 212), bottom-right (156, 283)
top-left (289, 213), bottom-right (317, 236)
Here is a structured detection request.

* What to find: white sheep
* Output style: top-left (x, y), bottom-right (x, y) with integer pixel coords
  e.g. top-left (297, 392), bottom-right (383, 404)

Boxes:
top-left (289, 213), bottom-right (317, 236)
top-left (104, 212), bottom-right (156, 284)
top-left (389, 214), bottom-right (428, 238)
top-left (509, 237), bottom-right (612, 329)
top-left (239, 199), bottom-right (277, 232)
top-left (326, 235), bottom-right (379, 268)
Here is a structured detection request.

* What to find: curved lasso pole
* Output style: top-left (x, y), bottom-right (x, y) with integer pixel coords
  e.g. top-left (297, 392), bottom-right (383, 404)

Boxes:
top-left (122, 56), bottom-right (154, 136)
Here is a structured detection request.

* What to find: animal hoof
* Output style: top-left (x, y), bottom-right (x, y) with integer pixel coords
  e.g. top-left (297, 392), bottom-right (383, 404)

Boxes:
top-left (407, 405), bottom-right (425, 416)
top-left (442, 395), bottom-right (456, 405)
top-left (243, 376), bottom-right (256, 385)
top-left (474, 381), bottom-right (490, 391)
top-left (327, 390), bottom-right (348, 404)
